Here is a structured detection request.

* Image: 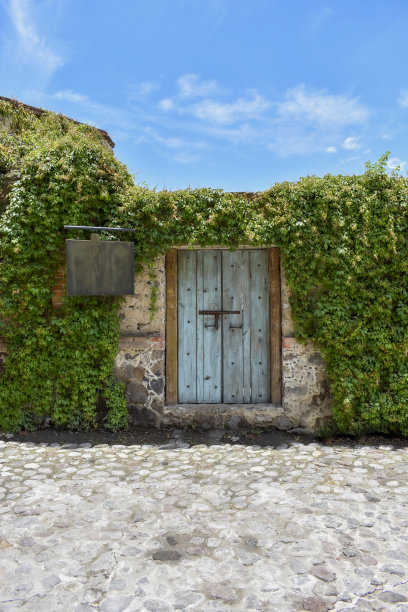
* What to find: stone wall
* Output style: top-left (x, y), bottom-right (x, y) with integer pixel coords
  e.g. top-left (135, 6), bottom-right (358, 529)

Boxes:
top-left (114, 257), bottom-right (166, 427)
top-left (280, 271), bottom-right (333, 432)
top-left (114, 253), bottom-right (333, 432)
top-left (0, 247), bottom-right (332, 431)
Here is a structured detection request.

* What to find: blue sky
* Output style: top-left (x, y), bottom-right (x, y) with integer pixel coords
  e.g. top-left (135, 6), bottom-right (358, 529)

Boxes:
top-left (1, 0), bottom-right (408, 191)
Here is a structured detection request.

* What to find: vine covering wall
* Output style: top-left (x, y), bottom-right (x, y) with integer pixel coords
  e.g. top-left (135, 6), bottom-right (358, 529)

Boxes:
top-left (0, 100), bottom-right (407, 434)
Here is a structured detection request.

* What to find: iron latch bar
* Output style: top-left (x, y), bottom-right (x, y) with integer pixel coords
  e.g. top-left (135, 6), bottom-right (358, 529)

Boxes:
top-left (198, 310), bottom-right (241, 330)
top-left (198, 310), bottom-right (240, 315)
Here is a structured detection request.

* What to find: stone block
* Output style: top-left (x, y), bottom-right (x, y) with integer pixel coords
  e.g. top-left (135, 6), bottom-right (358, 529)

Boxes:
top-left (150, 398), bottom-right (164, 413)
top-left (128, 406), bottom-right (159, 427)
top-left (118, 256), bottom-right (165, 336)
top-left (149, 377), bottom-right (164, 394)
top-left (126, 380), bottom-right (148, 404)
top-left (274, 414), bottom-right (295, 430)
top-left (114, 363), bottom-right (145, 383)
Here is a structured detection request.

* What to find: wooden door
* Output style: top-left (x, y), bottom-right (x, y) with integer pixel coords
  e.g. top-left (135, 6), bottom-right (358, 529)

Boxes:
top-left (177, 249), bottom-right (270, 403)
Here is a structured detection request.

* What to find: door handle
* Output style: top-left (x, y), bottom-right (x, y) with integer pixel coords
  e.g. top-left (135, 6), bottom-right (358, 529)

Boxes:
top-left (199, 310), bottom-right (240, 330)
top-left (230, 308), bottom-right (243, 329)
top-left (205, 318), bottom-right (219, 329)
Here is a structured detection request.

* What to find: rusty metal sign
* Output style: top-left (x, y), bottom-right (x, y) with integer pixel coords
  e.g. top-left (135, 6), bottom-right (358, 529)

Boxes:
top-left (66, 233), bottom-right (134, 296)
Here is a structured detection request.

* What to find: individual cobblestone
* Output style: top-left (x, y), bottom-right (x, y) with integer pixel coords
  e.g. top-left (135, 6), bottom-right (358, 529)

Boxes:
top-left (0, 436), bottom-right (407, 611)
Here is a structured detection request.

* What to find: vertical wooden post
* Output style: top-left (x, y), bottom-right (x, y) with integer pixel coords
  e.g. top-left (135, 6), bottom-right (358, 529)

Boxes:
top-left (269, 248), bottom-right (282, 404)
top-left (166, 249), bottom-right (178, 404)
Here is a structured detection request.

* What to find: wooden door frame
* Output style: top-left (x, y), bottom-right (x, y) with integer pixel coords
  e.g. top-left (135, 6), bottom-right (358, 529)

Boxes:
top-left (165, 247), bottom-right (282, 405)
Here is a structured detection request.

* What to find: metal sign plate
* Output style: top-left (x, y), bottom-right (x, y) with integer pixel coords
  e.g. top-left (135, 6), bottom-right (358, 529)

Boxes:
top-left (66, 235), bottom-right (134, 296)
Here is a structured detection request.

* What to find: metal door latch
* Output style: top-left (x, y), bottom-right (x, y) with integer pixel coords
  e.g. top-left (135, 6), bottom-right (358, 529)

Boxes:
top-left (198, 310), bottom-right (240, 330)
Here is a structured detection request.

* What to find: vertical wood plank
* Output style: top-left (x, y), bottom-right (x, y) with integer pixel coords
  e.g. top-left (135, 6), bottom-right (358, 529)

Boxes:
top-left (177, 251), bottom-right (197, 402)
top-left (222, 250), bottom-right (248, 403)
top-left (197, 251), bottom-right (222, 402)
top-left (250, 250), bottom-right (270, 402)
top-left (269, 247), bottom-right (282, 404)
top-left (241, 251), bottom-right (251, 403)
top-left (165, 249), bottom-right (178, 404)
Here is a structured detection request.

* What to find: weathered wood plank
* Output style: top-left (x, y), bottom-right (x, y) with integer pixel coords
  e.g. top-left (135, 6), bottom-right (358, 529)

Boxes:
top-left (250, 250), bottom-right (270, 402)
top-left (222, 251), bottom-right (248, 403)
top-left (241, 251), bottom-right (251, 403)
top-left (165, 249), bottom-right (178, 404)
top-left (269, 247), bottom-right (282, 404)
top-left (178, 250), bottom-right (197, 402)
top-left (197, 251), bottom-right (222, 403)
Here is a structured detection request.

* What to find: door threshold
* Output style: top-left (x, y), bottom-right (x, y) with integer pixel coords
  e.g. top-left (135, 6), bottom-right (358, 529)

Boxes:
top-left (166, 403), bottom-right (282, 409)
top-left (161, 403), bottom-right (288, 430)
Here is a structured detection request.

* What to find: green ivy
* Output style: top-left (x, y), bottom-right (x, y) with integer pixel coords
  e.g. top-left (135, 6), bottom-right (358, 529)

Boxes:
top-left (0, 100), bottom-right (407, 434)
top-left (0, 101), bottom-right (131, 431)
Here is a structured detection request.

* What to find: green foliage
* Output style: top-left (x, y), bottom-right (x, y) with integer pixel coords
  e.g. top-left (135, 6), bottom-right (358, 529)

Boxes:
top-left (114, 155), bottom-right (408, 436)
top-left (103, 378), bottom-right (128, 431)
top-left (0, 102), bottom-right (407, 434)
top-left (0, 102), bottom-right (132, 431)
top-left (147, 263), bottom-right (159, 321)
top-left (257, 154), bottom-right (408, 434)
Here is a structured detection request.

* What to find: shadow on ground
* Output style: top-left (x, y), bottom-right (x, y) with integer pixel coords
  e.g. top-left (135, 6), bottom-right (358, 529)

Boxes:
top-left (1, 427), bottom-right (407, 449)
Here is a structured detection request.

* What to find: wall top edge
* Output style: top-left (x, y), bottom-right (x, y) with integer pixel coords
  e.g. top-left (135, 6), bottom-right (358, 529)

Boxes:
top-left (171, 245), bottom-right (278, 251)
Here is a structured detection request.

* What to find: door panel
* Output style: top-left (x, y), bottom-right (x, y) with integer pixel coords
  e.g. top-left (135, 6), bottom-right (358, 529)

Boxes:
top-left (249, 250), bottom-right (271, 402)
top-left (197, 251), bottom-right (222, 403)
top-left (177, 249), bottom-right (270, 403)
top-left (222, 250), bottom-right (250, 403)
top-left (177, 251), bottom-right (197, 402)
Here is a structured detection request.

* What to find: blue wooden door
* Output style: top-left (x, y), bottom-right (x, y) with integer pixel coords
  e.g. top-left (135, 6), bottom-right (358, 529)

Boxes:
top-left (177, 250), bottom-right (270, 403)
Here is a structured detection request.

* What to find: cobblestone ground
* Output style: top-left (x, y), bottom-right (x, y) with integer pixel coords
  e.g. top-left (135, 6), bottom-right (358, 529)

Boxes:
top-left (0, 433), bottom-right (408, 612)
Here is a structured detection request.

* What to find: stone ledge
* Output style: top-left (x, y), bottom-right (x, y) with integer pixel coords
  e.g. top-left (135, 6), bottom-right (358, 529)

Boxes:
top-left (282, 337), bottom-right (317, 351)
top-left (161, 403), bottom-right (292, 430)
top-left (118, 336), bottom-right (165, 350)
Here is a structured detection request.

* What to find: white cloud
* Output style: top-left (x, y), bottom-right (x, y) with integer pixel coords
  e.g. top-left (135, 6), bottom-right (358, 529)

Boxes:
top-left (191, 92), bottom-right (270, 125)
top-left (139, 127), bottom-right (208, 164)
top-left (157, 74), bottom-right (269, 126)
top-left (137, 77), bottom-right (374, 159)
top-left (398, 90), bottom-right (408, 108)
top-left (277, 85), bottom-right (369, 127)
top-left (177, 73), bottom-right (222, 98)
top-left (44, 76), bottom-right (375, 167)
top-left (269, 87), bottom-right (370, 156)
top-left (47, 90), bottom-right (140, 133)
top-left (7, 0), bottom-right (63, 76)
top-left (305, 6), bottom-right (335, 36)
top-left (158, 98), bottom-right (174, 111)
top-left (387, 157), bottom-right (407, 173)
top-left (342, 136), bottom-right (361, 150)
top-left (134, 81), bottom-right (159, 97)
top-left (201, 122), bottom-right (256, 143)
top-left (268, 129), bottom-right (333, 157)
top-left (54, 89), bottom-right (88, 103)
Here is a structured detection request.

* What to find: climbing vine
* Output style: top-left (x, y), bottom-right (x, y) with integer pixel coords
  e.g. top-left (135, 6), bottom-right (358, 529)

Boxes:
top-left (0, 100), bottom-right (407, 434)
top-left (0, 101), bottom-right (132, 431)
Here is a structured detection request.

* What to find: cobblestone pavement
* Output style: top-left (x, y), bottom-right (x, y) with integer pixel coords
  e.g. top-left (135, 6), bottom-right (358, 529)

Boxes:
top-left (0, 432), bottom-right (408, 612)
